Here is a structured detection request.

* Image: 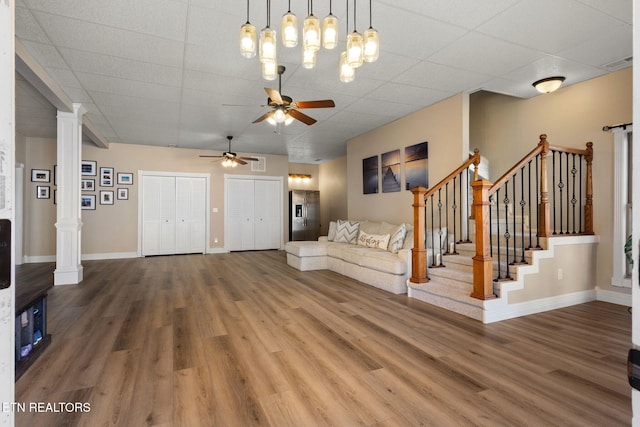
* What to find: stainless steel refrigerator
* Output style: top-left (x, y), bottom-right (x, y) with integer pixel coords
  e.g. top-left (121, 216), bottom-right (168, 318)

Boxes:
top-left (289, 190), bottom-right (320, 241)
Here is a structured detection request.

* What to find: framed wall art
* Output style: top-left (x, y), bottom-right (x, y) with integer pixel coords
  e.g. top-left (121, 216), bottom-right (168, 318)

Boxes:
top-left (362, 155), bottom-right (379, 195)
top-left (117, 188), bottom-right (129, 200)
top-left (100, 190), bottom-right (114, 205)
top-left (405, 141), bottom-right (429, 190)
top-left (81, 194), bottom-right (96, 210)
top-left (100, 167), bottom-right (114, 187)
top-left (36, 186), bottom-right (50, 199)
top-left (31, 169), bottom-right (50, 183)
top-left (381, 149), bottom-right (401, 193)
top-left (81, 160), bottom-right (97, 176)
top-left (117, 172), bottom-right (133, 185)
top-left (81, 179), bottom-right (95, 191)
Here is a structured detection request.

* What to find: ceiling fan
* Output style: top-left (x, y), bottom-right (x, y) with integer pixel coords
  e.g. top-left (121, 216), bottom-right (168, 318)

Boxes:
top-left (199, 136), bottom-right (258, 167)
top-left (253, 65), bottom-right (335, 126)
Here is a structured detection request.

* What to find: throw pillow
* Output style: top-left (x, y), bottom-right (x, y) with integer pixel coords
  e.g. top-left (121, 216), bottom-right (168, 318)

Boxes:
top-left (334, 220), bottom-right (360, 244)
top-left (387, 223), bottom-right (407, 253)
top-left (327, 221), bottom-right (337, 241)
top-left (357, 231), bottom-right (390, 249)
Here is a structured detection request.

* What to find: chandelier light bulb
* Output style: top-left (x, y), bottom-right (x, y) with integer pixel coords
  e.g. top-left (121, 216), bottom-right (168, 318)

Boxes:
top-left (322, 14), bottom-right (339, 49)
top-left (259, 27), bottom-right (277, 64)
top-left (363, 27), bottom-right (379, 62)
top-left (273, 108), bottom-right (286, 123)
top-left (261, 61), bottom-right (277, 80)
top-left (347, 31), bottom-right (364, 68)
top-left (284, 114), bottom-right (295, 126)
top-left (303, 15), bottom-right (321, 52)
top-left (239, 22), bottom-right (257, 58)
top-left (302, 47), bottom-right (317, 69)
top-left (339, 51), bottom-right (355, 83)
top-left (266, 115), bottom-right (277, 125)
top-left (281, 11), bottom-right (298, 47)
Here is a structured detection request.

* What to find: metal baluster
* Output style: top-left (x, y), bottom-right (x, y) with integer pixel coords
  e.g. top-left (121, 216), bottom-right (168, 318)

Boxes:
top-left (571, 153), bottom-right (577, 234)
top-left (579, 154), bottom-right (583, 233)
top-left (438, 188), bottom-right (444, 266)
top-left (565, 152), bottom-right (570, 234)
top-left (444, 184), bottom-right (450, 254)
top-left (466, 167), bottom-right (471, 242)
top-left (558, 151), bottom-right (564, 234)
top-left (489, 194), bottom-right (494, 258)
top-left (430, 194), bottom-right (435, 267)
top-left (452, 176), bottom-right (458, 253)
top-left (512, 177), bottom-right (517, 264)
top-left (504, 183), bottom-right (511, 278)
top-left (552, 151), bottom-right (557, 235)
top-left (519, 167), bottom-right (526, 262)
top-left (458, 171), bottom-right (463, 243)
top-left (527, 160), bottom-right (533, 249)
top-left (495, 188), bottom-right (502, 281)
top-left (536, 155), bottom-right (541, 248)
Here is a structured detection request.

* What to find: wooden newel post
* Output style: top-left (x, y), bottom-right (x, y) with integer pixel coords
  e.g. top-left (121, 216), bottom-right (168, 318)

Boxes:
top-left (470, 180), bottom-right (496, 300)
top-left (537, 134), bottom-right (551, 238)
top-left (584, 141), bottom-right (594, 235)
top-left (411, 187), bottom-right (429, 284)
top-left (469, 148), bottom-right (481, 220)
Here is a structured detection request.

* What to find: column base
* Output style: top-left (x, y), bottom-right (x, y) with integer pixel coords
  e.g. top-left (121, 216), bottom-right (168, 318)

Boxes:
top-left (54, 265), bottom-right (83, 285)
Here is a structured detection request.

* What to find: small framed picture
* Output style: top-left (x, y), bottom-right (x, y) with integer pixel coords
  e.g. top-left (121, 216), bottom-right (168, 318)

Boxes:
top-left (117, 172), bottom-right (133, 185)
top-left (54, 190), bottom-right (57, 205)
top-left (100, 190), bottom-right (114, 205)
top-left (81, 160), bottom-right (97, 176)
top-left (81, 179), bottom-right (95, 191)
top-left (117, 188), bottom-right (129, 200)
top-left (36, 186), bottom-right (50, 199)
top-left (31, 169), bottom-right (50, 183)
top-left (100, 167), bottom-right (114, 187)
top-left (81, 194), bottom-right (96, 210)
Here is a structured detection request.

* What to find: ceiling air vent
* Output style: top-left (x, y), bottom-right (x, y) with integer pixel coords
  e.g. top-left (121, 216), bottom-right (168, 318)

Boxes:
top-left (251, 156), bottom-right (266, 172)
top-left (603, 56), bottom-right (632, 70)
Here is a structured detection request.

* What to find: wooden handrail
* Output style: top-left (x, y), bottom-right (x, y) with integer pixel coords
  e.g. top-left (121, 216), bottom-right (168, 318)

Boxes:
top-left (548, 144), bottom-right (590, 155)
top-left (424, 149), bottom-right (481, 200)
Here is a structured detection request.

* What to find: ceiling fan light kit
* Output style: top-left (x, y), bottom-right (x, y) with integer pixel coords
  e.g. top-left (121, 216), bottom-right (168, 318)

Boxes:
top-left (199, 136), bottom-right (260, 168)
top-left (240, 0), bottom-right (379, 83)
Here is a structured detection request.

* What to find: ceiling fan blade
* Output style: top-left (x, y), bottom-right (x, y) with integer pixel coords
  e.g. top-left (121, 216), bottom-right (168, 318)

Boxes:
top-left (239, 156), bottom-right (259, 162)
top-left (253, 111), bottom-right (274, 123)
top-left (289, 109), bottom-right (317, 125)
top-left (235, 158), bottom-right (248, 165)
top-left (199, 155), bottom-right (224, 158)
top-left (264, 87), bottom-right (283, 104)
top-left (295, 100), bottom-right (335, 109)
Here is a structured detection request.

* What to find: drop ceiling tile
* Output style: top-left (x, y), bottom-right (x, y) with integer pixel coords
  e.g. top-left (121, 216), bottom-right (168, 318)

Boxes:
top-left (368, 82), bottom-right (454, 107)
top-left (556, 23), bottom-right (632, 68)
top-left (353, 52), bottom-right (421, 82)
top-left (20, 41), bottom-right (69, 69)
top-left (346, 98), bottom-right (418, 118)
top-left (46, 67), bottom-right (82, 88)
top-left (427, 32), bottom-right (545, 76)
top-left (23, 0), bottom-right (188, 41)
top-left (31, 12), bottom-right (185, 67)
top-left (182, 69), bottom-right (262, 99)
top-left (76, 72), bottom-right (182, 102)
top-left (476, 0), bottom-right (624, 54)
top-left (186, 6), bottom-right (237, 47)
top-left (575, 0), bottom-right (632, 24)
top-left (184, 43), bottom-right (258, 79)
top-left (58, 48), bottom-right (183, 87)
top-left (393, 61), bottom-right (491, 93)
top-left (15, 6), bottom-right (50, 43)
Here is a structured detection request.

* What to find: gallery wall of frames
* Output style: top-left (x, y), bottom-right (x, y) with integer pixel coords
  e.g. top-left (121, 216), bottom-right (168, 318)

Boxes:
top-left (30, 160), bottom-right (134, 210)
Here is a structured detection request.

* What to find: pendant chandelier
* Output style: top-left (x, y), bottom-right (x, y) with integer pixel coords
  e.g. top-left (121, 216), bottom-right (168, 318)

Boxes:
top-left (239, 0), bottom-right (380, 83)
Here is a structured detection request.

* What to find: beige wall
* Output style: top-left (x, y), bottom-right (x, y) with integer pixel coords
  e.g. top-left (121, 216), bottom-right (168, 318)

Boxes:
top-left (22, 138), bottom-right (290, 257)
top-left (319, 156), bottom-right (348, 235)
top-left (288, 163), bottom-right (319, 191)
top-left (347, 93), bottom-right (469, 225)
top-left (470, 67), bottom-right (632, 295)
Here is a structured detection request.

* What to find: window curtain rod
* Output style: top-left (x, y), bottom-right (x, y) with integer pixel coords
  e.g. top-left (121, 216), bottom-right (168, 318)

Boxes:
top-left (602, 122), bottom-right (632, 131)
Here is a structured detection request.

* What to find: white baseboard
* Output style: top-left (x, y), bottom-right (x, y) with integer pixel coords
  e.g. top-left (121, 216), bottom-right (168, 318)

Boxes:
top-left (23, 255), bottom-right (56, 263)
top-left (207, 247), bottom-right (227, 254)
top-left (596, 286), bottom-right (632, 306)
top-left (82, 252), bottom-right (138, 261)
top-left (483, 289), bottom-right (597, 323)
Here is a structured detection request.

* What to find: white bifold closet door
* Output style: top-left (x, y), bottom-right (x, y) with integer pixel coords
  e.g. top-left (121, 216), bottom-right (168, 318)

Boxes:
top-left (142, 175), bottom-right (206, 256)
top-left (227, 177), bottom-right (281, 251)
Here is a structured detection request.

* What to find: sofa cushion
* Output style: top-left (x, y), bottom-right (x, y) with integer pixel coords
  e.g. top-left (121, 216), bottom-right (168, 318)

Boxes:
top-left (334, 220), bottom-right (360, 244)
top-left (285, 241), bottom-right (327, 257)
top-left (327, 221), bottom-right (337, 241)
top-left (360, 250), bottom-right (407, 275)
top-left (403, 223), bottom-right (414, 250)
top-left (386, 223), bottom-right (407, 253)
top-left (357, 231), bottom-right (390, 249)
top-left (358, 220), bottom-right (381, 235)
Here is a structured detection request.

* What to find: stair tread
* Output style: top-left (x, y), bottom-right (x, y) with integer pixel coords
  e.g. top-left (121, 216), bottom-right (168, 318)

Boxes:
top-left (408, 280), bottom-right (482, 307)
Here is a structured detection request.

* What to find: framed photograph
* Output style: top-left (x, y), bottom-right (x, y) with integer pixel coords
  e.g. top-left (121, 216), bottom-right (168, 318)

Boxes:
top-left (405, 141), bottom-right (429, 190)
top-left (31, 169), bottom-right (50, 183)
top-left (381, 149), bottom-right (401, 193)
top-left (362, 155), bottom-right (379, 194)
top-left (54, 190), bottom-right (57, 205)
top-left (100, 167), bottom-right (114, 187)
top-left (117, 188), bottom-right (129, 200)
top-left (100, 190), bottom-right (114, 205)
top-left (81, 194), bottom-right (96, 210)
top-left (81, 179), bottom-right (95, 191)
top-left (81, 160), bottom-right (97, 176)
top-left (36, 186), bottom-right (50, 199)
top-left (117, 172), bottom-right (133, 185)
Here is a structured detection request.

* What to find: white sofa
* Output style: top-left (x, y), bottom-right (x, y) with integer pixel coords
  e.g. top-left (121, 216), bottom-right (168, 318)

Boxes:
top-left (285, 220), bottom-right (414, 294)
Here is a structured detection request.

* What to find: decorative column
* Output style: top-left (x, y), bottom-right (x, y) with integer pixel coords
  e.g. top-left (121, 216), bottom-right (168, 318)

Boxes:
top-left (470, 180), bottom-right (495, 300)
top-left (54, 103), bottom-right (86, 285)
top-left (537, 134), bottom-right (551, 238)
top-left (410, 186), bottom-right (428, 283)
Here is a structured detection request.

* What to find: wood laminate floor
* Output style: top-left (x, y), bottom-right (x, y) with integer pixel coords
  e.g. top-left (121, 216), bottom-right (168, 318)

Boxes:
top-left (15, 251), bottom-right (632, 426)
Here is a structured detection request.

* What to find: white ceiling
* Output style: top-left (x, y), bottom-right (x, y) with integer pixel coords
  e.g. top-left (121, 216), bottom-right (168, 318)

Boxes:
top-left (14, 0), bottom-right (633, 163)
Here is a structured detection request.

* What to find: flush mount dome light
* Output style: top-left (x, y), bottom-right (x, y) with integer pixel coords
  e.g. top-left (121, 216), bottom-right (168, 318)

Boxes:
top-left (533, 76), bottom-right (565, 93)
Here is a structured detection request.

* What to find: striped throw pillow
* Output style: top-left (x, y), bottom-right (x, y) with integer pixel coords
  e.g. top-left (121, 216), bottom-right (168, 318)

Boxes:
top-left (334, 220), bottom-right (360, 244)
top-left (387, 223), bottom-right (407, 253)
